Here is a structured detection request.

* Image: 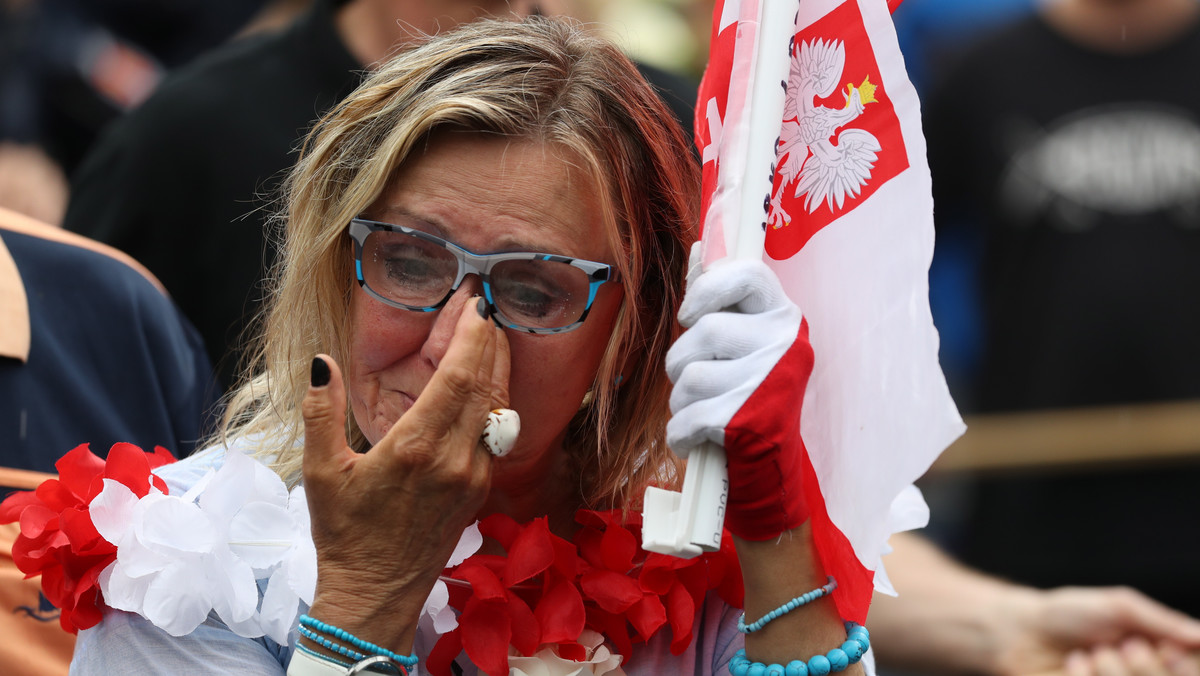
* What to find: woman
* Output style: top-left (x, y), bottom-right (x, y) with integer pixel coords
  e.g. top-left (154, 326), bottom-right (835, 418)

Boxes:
top-left (68, 16), bottom-right (859, 676)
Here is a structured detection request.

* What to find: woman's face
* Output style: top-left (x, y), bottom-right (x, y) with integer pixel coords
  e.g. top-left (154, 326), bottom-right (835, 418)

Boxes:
top-left (346, 133), bottom-right (623, 502)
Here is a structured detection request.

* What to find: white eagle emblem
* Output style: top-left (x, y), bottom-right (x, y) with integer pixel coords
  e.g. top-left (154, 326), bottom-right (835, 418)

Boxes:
top-left (770, 37), bottom-right (881, 229)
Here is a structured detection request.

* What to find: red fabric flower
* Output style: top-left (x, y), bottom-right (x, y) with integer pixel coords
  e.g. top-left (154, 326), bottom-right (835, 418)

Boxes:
top-left (429, 509), bottom-right (744, 676)
top-left (0, 443), bottom-right (175, 633)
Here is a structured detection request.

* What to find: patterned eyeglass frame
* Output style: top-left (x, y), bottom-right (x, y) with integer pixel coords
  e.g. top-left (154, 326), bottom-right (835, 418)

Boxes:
top-left (348, 218), bottom-right (619, 334)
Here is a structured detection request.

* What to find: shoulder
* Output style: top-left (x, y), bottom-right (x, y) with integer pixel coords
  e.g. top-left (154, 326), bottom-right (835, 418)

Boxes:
top-left (2, 211), bottom-right (190, 336)
top-left (119, 3), bottom-right (350, 127)
top-left (69, 6), bottom-right (355, 205)
top-left (0, 208), bottom-right (165, 294)
top-left (1, 207), bottom-right (211, 382)
top-left (1, 210), bottom-right (219, 463)
top-left (137, 28), bottom-right (294, 112)
top-left (154, 445), bottom-right (229, 496)
top-left (155, 434), bottom-right (292, 496)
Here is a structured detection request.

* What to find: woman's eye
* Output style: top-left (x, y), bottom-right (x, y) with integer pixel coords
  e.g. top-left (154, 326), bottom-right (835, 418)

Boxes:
top-left (498, 278), bottom-right (572, 320)
top-left (384, 253), bottom-right (438, 283)
top-left (372, 237), bottom-right (455, 291)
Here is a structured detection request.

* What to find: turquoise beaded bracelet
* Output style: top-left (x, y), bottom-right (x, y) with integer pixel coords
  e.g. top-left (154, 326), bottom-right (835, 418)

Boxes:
top-left (298, 614), bottom-right (419, 669)
top-left (738, 576), bottom-right (838, 634)
top-left (295, 641), bottom-right (354, 669)
top-left (731, 621), bottom-right (870, 676)
top-left (298, 624), bottom-right (369, 662)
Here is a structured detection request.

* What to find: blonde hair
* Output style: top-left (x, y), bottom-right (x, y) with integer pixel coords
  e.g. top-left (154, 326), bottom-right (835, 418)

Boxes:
top-left (216, 16), bottom-right (698, 510)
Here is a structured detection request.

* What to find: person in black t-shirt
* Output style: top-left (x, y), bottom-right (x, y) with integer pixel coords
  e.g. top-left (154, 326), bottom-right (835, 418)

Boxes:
top-left (63, 0), bottom-right (370, 390)
top-left (923, 0), bottom-right (1200, 617)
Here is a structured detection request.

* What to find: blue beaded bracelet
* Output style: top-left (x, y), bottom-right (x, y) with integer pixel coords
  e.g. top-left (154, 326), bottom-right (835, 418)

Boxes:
top-left (298, 624), bottom-right (368, 662)
top-left (738, 576), bottom-right (838, 634)
top-left (730, 620), bottom-right (870, 676)
top-left (299, 614), bottom-right (419, 669)
top-left (295, 641), bottom-right (354, 669)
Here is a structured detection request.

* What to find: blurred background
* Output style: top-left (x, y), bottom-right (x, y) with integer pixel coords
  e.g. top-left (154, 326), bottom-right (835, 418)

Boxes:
top-left (0, 0), bottom-right (1035, 249)
top-left (0, 0), bottom-right (1031, 223)
top-left (5, 0), bottom-right (1199, 635)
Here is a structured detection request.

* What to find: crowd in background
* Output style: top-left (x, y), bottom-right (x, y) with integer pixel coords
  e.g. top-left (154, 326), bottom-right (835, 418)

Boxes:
top-left (0, 0), bottom-right (1042, 382)
top-left (2, 0), bottom-right (1198, 673)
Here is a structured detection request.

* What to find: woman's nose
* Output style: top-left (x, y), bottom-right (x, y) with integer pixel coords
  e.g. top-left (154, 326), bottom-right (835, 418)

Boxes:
top-left (419, 275), bottom-right (486, 368)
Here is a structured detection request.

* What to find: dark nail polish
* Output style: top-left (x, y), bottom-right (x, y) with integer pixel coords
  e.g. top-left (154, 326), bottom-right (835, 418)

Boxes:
top-left (310, 357), bottom-right (330, 387)
top-left (476, 296), bottom-right (491, 320)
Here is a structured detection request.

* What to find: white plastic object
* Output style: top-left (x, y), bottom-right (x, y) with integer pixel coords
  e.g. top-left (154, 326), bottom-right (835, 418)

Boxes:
top-left (642, 442), bottom-right (728, 558)
top-left (641, 0), bottom-right (795, 559)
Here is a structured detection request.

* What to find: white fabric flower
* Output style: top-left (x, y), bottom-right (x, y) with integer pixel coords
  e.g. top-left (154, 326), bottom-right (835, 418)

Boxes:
top-left (88, 450), bottom-right (486, 646)
top-left (507, 630), bottom-right (626, 676)
top-left (92, 451), bottom-right (315, 641)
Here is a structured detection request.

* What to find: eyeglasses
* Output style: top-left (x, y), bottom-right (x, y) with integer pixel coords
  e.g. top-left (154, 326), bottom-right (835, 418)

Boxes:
top-left (348, 218), bottom-right (620, 334)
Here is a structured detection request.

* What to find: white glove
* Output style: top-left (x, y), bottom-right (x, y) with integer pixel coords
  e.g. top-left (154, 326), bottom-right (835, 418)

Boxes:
top-left (665, 256), bottom-right (804, 454)
top-left (664, 251), bottom-right (815, 540)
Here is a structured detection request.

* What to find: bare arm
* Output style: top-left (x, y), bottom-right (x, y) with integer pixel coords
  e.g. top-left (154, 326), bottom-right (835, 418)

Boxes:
top-left (870, 532), bottom-right (1200, 676)
top-left (737, 524), bottom-right (865, 674)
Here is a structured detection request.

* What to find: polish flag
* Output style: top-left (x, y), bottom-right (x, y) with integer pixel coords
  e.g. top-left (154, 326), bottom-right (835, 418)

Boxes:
top-left (695, 0), bottom-right (965, 624)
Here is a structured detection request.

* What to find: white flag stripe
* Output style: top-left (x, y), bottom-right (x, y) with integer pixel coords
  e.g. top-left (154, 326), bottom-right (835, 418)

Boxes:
top-left (768, 0), bottom-right (964, 587)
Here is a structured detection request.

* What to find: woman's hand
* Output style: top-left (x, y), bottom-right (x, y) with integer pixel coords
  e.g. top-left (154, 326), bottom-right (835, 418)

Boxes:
top-left (666, 256), bottom-right (862, 671)
top-left (300, 299), bottom-right (509, 652)
top-left (665, 256), bottom-right (813, 541)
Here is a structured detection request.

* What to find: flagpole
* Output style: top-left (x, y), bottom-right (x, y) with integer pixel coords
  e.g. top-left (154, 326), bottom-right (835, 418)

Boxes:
top-left (643, 0), bottom-right (798, 559)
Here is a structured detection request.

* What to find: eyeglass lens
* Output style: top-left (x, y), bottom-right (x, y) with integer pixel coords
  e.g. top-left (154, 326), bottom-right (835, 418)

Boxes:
top-left (361, 229), bottom-right (594, 330)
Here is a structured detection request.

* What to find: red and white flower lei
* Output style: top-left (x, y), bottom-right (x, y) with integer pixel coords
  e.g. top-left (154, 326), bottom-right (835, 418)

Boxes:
top-left (0, 445), bottom-right (744, 676)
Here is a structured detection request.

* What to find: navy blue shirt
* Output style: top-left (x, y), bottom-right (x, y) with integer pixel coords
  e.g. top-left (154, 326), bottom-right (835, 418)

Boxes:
top-left (0, 227), bottom-right (219, 477)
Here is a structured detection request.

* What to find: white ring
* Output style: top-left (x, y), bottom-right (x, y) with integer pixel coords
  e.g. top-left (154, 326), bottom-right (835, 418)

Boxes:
top-left (481, 408), bottom-right (520, 457)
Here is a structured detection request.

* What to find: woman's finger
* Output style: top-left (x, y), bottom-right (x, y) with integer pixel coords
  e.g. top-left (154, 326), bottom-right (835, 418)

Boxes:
top-left (1160, 643), bottom-right (1200, 676)
top-left (1066, 650), bottom-right (1096, 676)
top-left (1121, 637), bottom-right (1169, 676)
top-left (1092, 644), bottom-right (1131, 676)
top-left (475, 308), bottom-right (499, 403)
top-left (665, 312), bottom-right (777, 381)
top-left (383, 297), bottom-right (496, 454)
top-left (301, 354), bottom-right (353, 479)
top-left (676, 258), bottom-right (790, 327)
top-left (489, 321), bottom-right (512, 410)
top-left (1110, 588), bottom-right (1200, 647)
